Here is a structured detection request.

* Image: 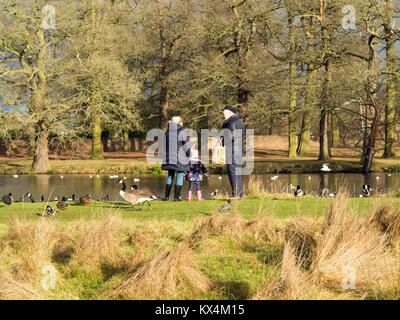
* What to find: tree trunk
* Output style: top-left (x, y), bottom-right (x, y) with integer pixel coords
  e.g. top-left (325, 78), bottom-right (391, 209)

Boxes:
top-left (318, 4), bottom-right (331, 162)
top-left (32, 121), bottom-right (49, 173)
top-left (288, 12), bottom-right (297, 159)
top-left (361, 34), bottom-right (378, 172)
top-left (319, 107), bottom-right (330, 161)
top-left (123, 131), bottom-right (130, 152)
top-left (160, 82), bottom-right (169, 129)
top-left (91, 112), bottom-right (104, 160)
top-left (331, 113), bottom-right (340, 147)
top-left (297, 66), bottom-right (316, 156)
top-left (383, 1), bottom-right (396, 158)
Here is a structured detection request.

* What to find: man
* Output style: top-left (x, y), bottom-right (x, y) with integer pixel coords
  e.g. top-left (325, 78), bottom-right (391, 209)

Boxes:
top-left (222, 106), bottom-right (246, 199)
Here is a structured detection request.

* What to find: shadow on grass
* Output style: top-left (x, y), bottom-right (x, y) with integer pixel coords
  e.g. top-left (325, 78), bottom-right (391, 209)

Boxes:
top-left (213, 281), bottom-right (251, 300)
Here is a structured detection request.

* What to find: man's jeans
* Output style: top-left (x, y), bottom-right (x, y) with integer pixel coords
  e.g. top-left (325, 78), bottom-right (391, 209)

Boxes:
top-left (226, 164), bottom-right (244, 198)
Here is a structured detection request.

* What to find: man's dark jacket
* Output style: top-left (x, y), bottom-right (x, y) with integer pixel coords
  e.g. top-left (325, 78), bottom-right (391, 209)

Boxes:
top-left (222, 114), bottom-right (246, 165)
top-left (162, 122), bottom-right (191, 172)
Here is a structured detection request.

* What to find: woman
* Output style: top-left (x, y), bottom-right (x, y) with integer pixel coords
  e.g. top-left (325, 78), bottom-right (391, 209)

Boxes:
top-left (162, 116), bottom-right (191, 201)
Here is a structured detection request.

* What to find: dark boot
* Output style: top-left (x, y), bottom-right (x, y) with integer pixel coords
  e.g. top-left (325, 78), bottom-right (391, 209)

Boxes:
top-left (162, 184), bottom-right (172, 201)
top-left (174, 185), bottom-right (183, 201)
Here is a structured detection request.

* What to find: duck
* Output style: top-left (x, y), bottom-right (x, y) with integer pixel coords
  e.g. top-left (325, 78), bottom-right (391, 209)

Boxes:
top-left (44, 205), bottom-right (56, 217)
top-left (219, 199), bottom-right (232, 214)
top-left (320, 188), bottom-right (330, 198)
top-left (77, 194), bottom-right (94, 206)
top-left (25, 192), bottom-right (35, 203)
top-left (57, 199), bottom-right (68, 212)
top-left (294, 185), bottom-right (305, 199)
top-left (118, 179), bottom-right (158, 211)
top-left (66, 194), bottom-right (76, 202)
top-left (361, 184), bottom-right (372, 198)
top-left (209, 189), bottom-right (220, 197)
top-left (2, 193), bottom-right (13, 206)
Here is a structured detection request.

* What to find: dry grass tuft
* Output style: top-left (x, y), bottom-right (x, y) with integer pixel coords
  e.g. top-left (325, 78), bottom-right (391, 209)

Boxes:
top-left (312, 194), bottom-right (396, 291)
top-left (2, 218), bottom-right (60, 282)
top-left (283, 217), bottom-right (319, 270)
top-left (68, 215), bottom-right (135, 274)
top-left (367, 202), bottom-right (400, 241)
top-left (188, 213), bottom-right (245, 248)
top-left (111, 244), bottom-right (212, 299)
top-left (0, 267), bottom-right (41, 300)
top-left (253, 242), bottom-right (311, 300)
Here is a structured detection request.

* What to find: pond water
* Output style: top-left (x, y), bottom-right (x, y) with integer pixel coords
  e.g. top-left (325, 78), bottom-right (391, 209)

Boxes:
top-left (0, 173), bottom-right (399, 201)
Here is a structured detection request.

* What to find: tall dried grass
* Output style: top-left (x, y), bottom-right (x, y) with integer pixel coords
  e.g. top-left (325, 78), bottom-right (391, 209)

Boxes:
top-left (110, 244), bottom-right (212, 299)
top-left (68, 215), bottom-right (138, 274)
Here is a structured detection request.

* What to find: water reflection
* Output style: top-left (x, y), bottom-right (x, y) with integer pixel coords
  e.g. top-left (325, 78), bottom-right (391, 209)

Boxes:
top-left (0, 173), bottom-right (398, 201)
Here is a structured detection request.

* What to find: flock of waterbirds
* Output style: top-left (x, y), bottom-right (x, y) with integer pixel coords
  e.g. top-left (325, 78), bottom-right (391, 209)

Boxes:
top-left (0, 164), bottom-right (390, 216)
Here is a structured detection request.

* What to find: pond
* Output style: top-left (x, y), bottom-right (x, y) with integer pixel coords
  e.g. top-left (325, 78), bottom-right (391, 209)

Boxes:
top-left (0, 173), bottom-right (398, 202)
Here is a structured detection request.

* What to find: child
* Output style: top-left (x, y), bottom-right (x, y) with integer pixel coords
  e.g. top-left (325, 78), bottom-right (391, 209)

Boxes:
top-left (185, 149), bottom-right (209, 201)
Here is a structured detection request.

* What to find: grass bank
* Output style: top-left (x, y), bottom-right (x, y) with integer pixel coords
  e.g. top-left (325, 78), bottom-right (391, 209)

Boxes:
top-left (1, 149), bottom-right (400, 174)
top-left (0, 194), bottom-right (399, 300)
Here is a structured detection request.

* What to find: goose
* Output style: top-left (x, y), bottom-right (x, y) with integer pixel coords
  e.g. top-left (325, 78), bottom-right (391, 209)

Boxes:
top-left (26, 192), bottom-right (35, 203)
top-left (321, 163), bottom-right (331, 172)
top-left (361, 184), bottom-right (371, 198)
top-left (57, 199), bottom-right (68, 212)
top-left (219, 199), bottom-right (232, 214)
top-left (78, 194), bottom-right (94, 206)
top-left (44, 205), bottom-right (56, 217)
top-left (2, 193), bottom-right (13, 206)
top-left (118, 179), bottom-right (157, 211)
top-left (294, 185), bottom-right (305, 199)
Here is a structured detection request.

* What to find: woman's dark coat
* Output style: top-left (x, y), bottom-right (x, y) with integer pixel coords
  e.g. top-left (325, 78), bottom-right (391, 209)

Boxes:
top-left (222, 114), bottom-right (246, 165)
top-left (162, 122), bottom-right (191, 172)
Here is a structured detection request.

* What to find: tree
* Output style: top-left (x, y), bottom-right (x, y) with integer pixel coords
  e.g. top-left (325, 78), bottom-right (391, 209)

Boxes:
top-left (0, 0), bottom-right (76, 172)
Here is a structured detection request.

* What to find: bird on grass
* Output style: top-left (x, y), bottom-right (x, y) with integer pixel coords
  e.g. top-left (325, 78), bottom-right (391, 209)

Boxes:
top-left (44, 205), bottom-right (56, 217)
top-left (360, 184), bottom-right (372, 198)
top-left (26, 192), bottom-right (35, 203)
top-left (118, 179), bottom-right (158, 211)
top-left (2, 193), bottom-right (13, 206)
top-left (57, 198), bottom-right (68, 212)
top-left (40, 195), bottom-right (45, 202)
top-left (78, 194), bottom-right (94, 206)
top-left (294, 185), bottom-right (305, 199)
top-left (219, 199), bottom-right (232, 214)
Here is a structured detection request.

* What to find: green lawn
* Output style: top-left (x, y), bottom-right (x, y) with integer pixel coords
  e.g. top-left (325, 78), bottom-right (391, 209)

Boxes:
top-left (1, 196), bottom-right (399, 300)
top-left (1, 196), bottom-right (397, 236)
